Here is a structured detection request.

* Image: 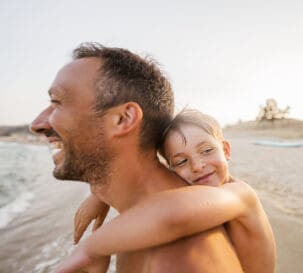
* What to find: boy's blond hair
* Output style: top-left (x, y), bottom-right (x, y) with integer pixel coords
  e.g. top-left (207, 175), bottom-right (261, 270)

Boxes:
top-left (159, 109), bottom-right (224, 159)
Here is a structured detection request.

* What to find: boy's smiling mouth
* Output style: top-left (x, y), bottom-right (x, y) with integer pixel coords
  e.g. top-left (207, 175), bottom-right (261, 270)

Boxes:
top-left (192, 171), bottom-right (215, 185)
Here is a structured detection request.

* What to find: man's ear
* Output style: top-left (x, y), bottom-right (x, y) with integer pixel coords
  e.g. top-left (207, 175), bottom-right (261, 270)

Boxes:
top-left (223, 140), bottom-right (231, 160)
top-left (111, 102), bottom-right (143, 136)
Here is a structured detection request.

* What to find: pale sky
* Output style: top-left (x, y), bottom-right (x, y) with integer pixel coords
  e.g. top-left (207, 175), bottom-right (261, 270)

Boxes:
top-left (1, 0), bottom-right (303, 126)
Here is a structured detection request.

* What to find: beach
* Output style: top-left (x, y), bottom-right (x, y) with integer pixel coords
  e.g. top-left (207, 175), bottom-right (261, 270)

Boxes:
top-left (0, 123), bottom-right (302, 273)
top-left (225, 132), bottom-right (303, 273)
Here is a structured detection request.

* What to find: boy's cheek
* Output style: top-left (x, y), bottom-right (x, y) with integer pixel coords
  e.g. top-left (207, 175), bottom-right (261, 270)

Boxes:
top-left (177, 169), bottom-right (190, 182)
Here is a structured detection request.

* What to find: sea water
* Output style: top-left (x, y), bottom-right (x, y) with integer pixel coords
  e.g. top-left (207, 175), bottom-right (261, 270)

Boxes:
top-left (1, 140), bottom-right (302, 272)
top-left (0, 142), bottom-right (116, 273)
top-left (0, 142), bottom-right (45, 228)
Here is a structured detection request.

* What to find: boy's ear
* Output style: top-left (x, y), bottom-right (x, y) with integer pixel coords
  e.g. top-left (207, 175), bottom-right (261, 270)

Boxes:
top-left (110, 102), bottom-right (143, 136)
top-left (223, 140), bottom-right (231, 160)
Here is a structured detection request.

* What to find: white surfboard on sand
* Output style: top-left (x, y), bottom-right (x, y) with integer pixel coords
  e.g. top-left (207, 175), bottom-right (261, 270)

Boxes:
top-left (253, 140), bottom-right (303, 148)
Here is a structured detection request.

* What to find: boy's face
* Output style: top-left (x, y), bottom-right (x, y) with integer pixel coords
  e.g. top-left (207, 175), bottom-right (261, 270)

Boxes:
top-left (164, 124), bottom-right (231, 187)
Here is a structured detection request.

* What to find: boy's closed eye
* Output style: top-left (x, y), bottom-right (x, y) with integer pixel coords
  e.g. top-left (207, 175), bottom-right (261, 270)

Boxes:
top-left (171, 158), bottom-right (188, 168)
top-left (200, 147), bottom-right (215, 155)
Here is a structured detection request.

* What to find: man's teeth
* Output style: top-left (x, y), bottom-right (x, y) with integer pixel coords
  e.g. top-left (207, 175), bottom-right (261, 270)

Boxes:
top-left (50, 142), bottom-right (63, 155)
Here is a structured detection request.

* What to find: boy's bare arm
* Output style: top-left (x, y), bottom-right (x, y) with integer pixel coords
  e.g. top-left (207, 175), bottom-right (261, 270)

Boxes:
top-left (227, 183), bottom-right (276, 273)
top-left (80, 180), bottom-right (258, 257)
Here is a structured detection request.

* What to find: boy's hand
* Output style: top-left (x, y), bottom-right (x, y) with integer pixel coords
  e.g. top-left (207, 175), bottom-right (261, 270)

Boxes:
top-left (55, 246), bottom-right (110, 273)
top-left (74, 194), bottom-right (109, 244)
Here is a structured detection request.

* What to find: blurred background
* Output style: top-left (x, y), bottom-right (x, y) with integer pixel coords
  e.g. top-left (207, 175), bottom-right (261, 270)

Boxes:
top-left (1, 0), bottom-right (303, 127)
top-left (0, 1), bottom-right (302, 273)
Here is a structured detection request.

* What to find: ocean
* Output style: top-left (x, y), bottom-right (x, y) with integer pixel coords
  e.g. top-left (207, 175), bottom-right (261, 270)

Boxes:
top-left (0, 142), bottom-right (116, 273)
top-left (0, 139), bottom-right (302, 273)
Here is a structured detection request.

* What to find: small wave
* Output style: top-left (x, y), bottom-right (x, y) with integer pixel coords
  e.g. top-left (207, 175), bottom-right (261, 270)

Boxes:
top-left (34, 257), bottom-right (61, 272)
top-left (0, 191), bottom-right (34, 228)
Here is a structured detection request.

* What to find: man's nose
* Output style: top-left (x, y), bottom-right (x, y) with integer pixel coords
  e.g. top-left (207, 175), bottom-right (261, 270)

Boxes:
top-left (30, 106), bottom-right (52, 135)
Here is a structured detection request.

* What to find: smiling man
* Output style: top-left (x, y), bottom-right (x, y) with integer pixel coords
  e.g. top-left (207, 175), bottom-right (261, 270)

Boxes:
top-left (31, 43), bottom-right (244, 273)
top-left (44, 57), bottom-right (114, 183)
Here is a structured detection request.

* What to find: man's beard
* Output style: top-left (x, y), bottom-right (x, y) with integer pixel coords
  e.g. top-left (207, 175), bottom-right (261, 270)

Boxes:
top-left (53, 141), bottom-right (114, 185)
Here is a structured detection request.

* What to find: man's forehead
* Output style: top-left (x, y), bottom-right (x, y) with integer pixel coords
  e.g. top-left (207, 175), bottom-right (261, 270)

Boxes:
top-left (49, 57), bottom-right (102, 96)
top-left (59, 57), bottom-right (102, 77)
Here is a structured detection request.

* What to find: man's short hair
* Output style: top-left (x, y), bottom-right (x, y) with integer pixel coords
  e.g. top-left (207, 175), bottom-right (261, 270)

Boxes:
top-left (72, 42), bottom-right (174, 149)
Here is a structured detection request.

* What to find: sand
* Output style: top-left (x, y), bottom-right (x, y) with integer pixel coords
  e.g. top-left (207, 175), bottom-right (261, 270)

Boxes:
top-left (1, 119), bottom-right (303, 272)
top-left (224, 124), bottom-right (303, 273)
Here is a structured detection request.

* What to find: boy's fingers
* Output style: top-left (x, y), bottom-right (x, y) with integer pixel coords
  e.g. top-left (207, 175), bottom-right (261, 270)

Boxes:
top-left (74, 232), bottom-right (80, 245)
top-left (92, 215), bottom-right (103, 231)
top-left (92, 205), bottom-right (110, 232)
top-left (74, 223), bottom-right (89, 244)
top-left (74, 213), bottom-right (95, 243)
top-left (74, 216), bottom-right (82, 244)
top-left (74, 220), bottom-right (89, 244)
top-left (74, 227), bottom-right (81, 244)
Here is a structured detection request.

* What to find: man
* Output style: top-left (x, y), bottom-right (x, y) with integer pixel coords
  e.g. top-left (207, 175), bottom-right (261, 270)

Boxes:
top-left (31, 43), bottom-right (244, 273)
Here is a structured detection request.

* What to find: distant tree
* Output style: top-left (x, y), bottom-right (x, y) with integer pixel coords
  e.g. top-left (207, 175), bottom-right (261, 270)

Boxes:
top-left (257, 99), bottom-right (290, 121)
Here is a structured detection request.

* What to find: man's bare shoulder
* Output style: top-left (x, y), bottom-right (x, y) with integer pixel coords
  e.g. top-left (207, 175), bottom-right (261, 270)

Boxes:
top-left (116, 226), bottom-right (243, 273)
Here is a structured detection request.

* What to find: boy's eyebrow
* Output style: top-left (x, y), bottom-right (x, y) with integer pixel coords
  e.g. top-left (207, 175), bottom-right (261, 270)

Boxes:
top-left (196, 141), bottom-right (209, 148)
top-left (171, 152), bottom-right (185, 158)
top-left (171, 141), bottom-right (210, 157)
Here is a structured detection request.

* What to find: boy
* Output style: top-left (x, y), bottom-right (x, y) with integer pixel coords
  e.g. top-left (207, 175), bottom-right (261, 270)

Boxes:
top-left (56, 109), bottom-right (276, 273)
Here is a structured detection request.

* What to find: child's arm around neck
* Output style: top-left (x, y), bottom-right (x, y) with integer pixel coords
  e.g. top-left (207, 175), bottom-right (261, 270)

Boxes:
top-left (57, 178), bottom-right (276, 273)
top-left (82, 179), bottom-right (261, 255)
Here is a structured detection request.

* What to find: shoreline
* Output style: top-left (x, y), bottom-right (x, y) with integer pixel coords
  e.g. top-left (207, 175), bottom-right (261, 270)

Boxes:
top-left (0, 134), bottom-right (47, 145)
top-left (1, 126), bottom-right (303, 273)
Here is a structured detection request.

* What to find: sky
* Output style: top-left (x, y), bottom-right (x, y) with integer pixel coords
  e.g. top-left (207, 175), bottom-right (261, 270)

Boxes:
top-left (1, 0), bottom-right (303, 126)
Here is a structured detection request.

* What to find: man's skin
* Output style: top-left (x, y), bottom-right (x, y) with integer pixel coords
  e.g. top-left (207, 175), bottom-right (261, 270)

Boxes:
top-left (31, 57), bottom-right (244, 273)
top-left (116, 227), bottom-right (242, 273)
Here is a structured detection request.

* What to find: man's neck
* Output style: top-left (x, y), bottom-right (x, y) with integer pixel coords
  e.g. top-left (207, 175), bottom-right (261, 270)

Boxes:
top-left (90, 149), bottom-right (185, 212)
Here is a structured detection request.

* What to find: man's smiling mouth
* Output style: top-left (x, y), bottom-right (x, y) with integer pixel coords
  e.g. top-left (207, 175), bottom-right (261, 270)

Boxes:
top-left (50, 141), bottom-right (64, 156)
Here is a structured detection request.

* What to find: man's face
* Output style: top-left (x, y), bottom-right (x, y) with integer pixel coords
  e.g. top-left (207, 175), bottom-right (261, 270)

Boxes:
top-left (31, 58), bottom-right (113, 183)
top-left (164, 124), bottom-right (230, 187)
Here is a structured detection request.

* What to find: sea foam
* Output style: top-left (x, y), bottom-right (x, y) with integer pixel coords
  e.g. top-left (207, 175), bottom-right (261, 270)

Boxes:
top-left (0, 191), bottom-right (34, 228)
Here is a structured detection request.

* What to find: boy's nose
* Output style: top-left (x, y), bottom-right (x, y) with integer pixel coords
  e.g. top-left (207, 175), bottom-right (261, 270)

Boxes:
top-left (30, 106), bottom-right (52, 135)
top-left (191, 159), bottom-right (206, 172)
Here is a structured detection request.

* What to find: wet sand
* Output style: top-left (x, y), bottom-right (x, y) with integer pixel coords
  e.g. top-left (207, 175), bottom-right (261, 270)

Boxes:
top-left (1, 126), bottom-right (302, 272)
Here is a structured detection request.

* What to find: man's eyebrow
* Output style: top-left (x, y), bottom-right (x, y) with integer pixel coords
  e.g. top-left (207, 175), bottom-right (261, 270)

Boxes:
top-left (48, 88), bottom-right (53, 96)
top-left (48, 88), bottom-right (58, 97)
top-left (48, 88), bottom-right (64, 98)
